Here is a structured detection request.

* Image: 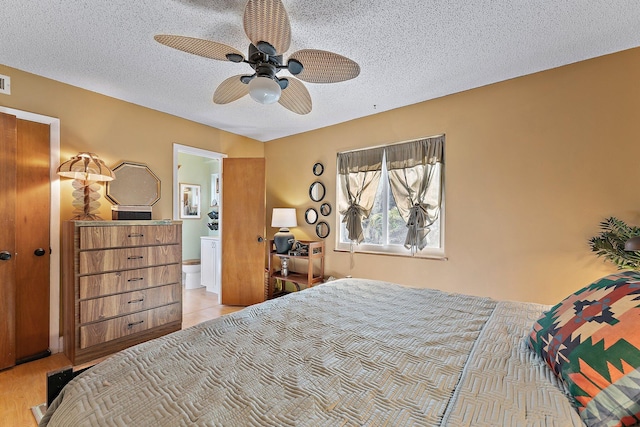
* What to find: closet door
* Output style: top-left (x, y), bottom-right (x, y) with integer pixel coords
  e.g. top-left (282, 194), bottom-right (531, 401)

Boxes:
top-left (0, 113), bottom-right (17, 370)
top-left (15, 119), bottom-right (50, 362)
top-left (0, 113), bottom-right (50, 369)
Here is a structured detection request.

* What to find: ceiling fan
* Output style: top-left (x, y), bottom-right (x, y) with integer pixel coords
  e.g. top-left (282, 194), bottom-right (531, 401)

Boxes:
top-left (154, 0), bottom-right (360, 115)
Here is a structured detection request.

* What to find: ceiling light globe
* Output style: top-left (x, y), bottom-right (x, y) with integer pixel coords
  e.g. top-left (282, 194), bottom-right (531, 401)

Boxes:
top-left (249, 77), bottom-right (281, 104)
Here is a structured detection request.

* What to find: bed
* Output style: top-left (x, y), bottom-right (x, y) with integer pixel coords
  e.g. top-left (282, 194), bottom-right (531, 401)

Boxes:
top-left (40, 276), bottom-right (640, 426)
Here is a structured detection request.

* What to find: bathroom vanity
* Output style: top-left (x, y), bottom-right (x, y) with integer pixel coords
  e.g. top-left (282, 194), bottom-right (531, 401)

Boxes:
top-left (200, 236), bottom-right (221, 297)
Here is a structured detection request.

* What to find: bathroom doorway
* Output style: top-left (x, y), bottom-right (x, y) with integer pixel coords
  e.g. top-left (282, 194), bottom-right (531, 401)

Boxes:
top-left (173, 143), bottom-right (226, 306)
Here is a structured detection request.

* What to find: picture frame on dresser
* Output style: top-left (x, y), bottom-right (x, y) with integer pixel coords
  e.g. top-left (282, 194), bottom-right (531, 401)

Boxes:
top-left (179, 183), bottom-right (201, 219)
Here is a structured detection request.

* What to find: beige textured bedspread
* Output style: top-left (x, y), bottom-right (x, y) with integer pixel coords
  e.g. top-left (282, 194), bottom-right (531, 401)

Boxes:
top-left (41, 278), bottom-right (583, 426)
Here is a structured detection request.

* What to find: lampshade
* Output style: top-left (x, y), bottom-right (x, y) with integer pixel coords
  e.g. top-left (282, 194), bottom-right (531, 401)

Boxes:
top-left (249, 76), bottom-right (281, 104)
top-left (272, 208), bottom-right (297, 254)
top-left (57, 152), bottom-right (116, 182)
top-left (57, 152), bottom-right (115, 221)
top-left (272, 208), bottom-right (297, 229)
top-left (625, 236), bottom-right (640, 251)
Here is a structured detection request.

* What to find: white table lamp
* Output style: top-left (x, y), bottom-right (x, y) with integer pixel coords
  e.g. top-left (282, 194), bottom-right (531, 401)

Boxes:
top-left (272, 208), bottom-right (297, 254)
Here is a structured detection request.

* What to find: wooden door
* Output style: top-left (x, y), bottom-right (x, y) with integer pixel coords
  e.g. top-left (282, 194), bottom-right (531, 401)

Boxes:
top-left (221, 158), bottom-right (266, 306)
top-left (15, 119), bottom-right (50, 362)
top-left (0, 113), bottom-right (17, 370)
top-left (0, 113), bottom-right (50, 369)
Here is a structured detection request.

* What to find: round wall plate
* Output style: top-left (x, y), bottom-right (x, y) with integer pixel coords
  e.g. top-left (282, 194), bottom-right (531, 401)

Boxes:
top-left (320, 202), bottom-right (332, 216)
top-left (305, 207), bottom-right (318, 224)
top-left (309, 181), bottom-right (325, 202)
top-left (316, 221), bottom-right (330, 239)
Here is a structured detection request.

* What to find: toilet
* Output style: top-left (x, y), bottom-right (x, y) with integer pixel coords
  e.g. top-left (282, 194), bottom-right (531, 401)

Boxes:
top-left (182, 259), bottom-right (202, 289)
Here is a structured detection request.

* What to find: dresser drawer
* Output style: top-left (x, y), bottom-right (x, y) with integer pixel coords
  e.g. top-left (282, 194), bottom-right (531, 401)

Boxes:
top-left (79, 264), bottom-right (181, 299)
top-left (79, 225), bottom-right (180, 250)
top-left (79, 245), bottom-right (181, 275)
top-left (80, 303), bottom-right (181, 349)
top-left (80, 284), bottom-right (181, 324)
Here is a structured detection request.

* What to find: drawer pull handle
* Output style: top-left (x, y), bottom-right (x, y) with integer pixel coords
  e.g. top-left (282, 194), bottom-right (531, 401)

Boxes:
top-left (128, 277), bottom-right (144, 282)
top-left (128, 298), bottom-right (145, 304)
top-left (127, 320), bottom-right (144, 328)
top-left (128, 233), bottom-right (144, 238)
top-left (127, 255), bottom-right (144, 260)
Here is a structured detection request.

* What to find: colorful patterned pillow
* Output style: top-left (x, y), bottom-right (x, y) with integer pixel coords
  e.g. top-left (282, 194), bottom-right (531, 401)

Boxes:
top-left (529, 271), bottom-right (640, 427)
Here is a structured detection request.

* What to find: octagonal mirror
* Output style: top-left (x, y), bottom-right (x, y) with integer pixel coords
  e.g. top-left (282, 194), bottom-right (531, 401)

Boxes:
top-left (106, 161), bottom-right (161, 206)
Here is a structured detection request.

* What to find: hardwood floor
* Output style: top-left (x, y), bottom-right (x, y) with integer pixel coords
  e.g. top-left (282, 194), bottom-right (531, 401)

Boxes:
top-left (0, 287), bottom-right (243, 427)
top-left (182, 288), bottom-right (243, 329)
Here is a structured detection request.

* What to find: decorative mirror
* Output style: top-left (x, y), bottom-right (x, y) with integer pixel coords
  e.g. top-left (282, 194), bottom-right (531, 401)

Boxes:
top-left (312, 162), bottom-right (324, 176)
top-left (309, 181), bottom-right (325, 202)
top-left (106, 161), bottom-right (161, 205)
top-left (320, 202), bottom-right (332, 216)
top-left (316, 221), bottom-right (330, 239)
top-left (305, 208), bottom-right (318, 224)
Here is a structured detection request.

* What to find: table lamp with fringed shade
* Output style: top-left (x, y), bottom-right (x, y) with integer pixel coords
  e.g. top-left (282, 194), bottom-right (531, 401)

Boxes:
top-left (57, 152), bottom-right (116, 220)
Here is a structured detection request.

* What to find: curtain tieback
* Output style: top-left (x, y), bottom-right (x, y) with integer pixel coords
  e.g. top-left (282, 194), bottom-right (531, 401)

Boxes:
top-left (342, 204), bottom-right (366, 243)
top-left (405, 203), bottom-right (431, 254)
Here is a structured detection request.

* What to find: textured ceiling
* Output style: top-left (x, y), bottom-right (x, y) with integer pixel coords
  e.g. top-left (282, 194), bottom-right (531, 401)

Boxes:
top-left (1, 1), bottom-right (639, 142)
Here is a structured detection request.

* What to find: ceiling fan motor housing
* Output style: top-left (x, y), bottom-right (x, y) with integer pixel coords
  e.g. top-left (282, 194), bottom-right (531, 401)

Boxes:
top-left (253, 60), bottom-right (278, 79)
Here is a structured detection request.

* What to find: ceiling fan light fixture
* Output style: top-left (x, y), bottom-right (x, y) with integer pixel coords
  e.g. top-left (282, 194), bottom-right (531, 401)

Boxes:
top-left (249, 76), bottom-right (281, 104)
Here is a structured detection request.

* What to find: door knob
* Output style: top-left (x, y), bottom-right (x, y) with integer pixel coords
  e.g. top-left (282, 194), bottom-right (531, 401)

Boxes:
top-left (34, 248), bottom-right (46, 256)
top-left (0, 251), bottom-right (11, 261)
top-left (257, 236), bottom-right (264, 243)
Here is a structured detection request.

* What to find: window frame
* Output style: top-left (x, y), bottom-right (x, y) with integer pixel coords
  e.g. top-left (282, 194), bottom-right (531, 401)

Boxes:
top-left (335, 141), bottom-right (446, 259)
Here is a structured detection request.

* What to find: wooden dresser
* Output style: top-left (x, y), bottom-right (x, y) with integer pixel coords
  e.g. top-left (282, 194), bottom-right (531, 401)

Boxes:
top-left (62, 220), bottom-right (182, 365)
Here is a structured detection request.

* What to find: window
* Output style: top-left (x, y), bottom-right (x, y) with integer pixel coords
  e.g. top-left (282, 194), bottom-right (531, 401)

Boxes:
top-left (336, 136), bottom-right (444, 258)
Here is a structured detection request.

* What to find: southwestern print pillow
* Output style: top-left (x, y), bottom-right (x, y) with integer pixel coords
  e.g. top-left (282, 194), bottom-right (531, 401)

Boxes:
top-left (529, 271), bottom-right (640, 427)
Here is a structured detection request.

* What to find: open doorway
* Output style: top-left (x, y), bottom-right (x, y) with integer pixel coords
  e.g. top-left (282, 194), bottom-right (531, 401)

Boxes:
top-left (173, 144), bottom-right (226, 310)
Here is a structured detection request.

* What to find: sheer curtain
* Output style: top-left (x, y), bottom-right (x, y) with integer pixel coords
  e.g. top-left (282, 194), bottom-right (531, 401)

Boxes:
top-left (385, 136), bottom-right (444, 253)
top-left (337, 147), bottom-right (385, 243)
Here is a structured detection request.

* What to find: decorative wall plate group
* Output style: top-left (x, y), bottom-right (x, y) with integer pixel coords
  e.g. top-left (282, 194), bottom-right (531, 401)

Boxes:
top-left (307, 162), bottom-right (330, 238)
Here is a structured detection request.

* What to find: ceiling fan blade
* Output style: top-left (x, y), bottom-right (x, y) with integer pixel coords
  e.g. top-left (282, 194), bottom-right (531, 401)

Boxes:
top-left (243, 0), bottom-right (291, 55)
top-left (213, 75), bottom-right (250, 104)
top-left (155, 35), bottom-right (245, 62)
top-left (289, 49), bottom-right (360, 83)
top-left (278, 77), bottom-right (311, 115)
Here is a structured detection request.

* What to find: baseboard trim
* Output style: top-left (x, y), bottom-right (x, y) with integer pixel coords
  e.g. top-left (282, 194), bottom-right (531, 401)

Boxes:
top-left (16, 349), bottom-right (51, 365)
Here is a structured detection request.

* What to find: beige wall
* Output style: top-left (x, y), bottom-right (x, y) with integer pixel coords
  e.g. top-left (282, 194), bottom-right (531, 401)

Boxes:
top-left (3, 47), bottom-right (640, 307)
top-left (0, 64), bottom-right (263, 221)
top-left (265, 47), bottom-right (640, 305)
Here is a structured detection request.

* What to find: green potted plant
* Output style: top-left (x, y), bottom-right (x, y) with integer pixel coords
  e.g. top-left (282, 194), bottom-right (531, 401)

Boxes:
top-left (589, 217), bottom-right (640, 270)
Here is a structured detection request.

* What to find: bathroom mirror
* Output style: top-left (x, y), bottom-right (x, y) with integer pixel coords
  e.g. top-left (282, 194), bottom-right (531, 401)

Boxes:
top-left (309, 181), bottom-right (325, 202)
top-left (106, 161), bottom-right (161, 206)
top-left (320, 202), bottom-right (332, 216)
top-left (305, 208), bottom-right (318, 224)
top-left (312, 162), bottom-right (324, 176)
top-left (316, 221), bottom-right (330, 239)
